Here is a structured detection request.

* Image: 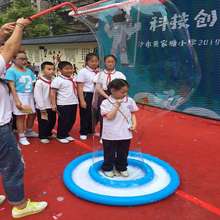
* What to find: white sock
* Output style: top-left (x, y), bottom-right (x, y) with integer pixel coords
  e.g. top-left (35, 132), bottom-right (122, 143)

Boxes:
top-left (26, 128), bottom-right (32, 133)
top-left (19, 133), bottom-right (25, 138)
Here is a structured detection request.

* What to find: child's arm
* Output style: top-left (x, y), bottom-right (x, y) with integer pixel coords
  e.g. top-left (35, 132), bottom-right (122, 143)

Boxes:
top-left (77, 83), bottom-right (87, 109)
top-left (7, 81), bottom-right (32, 113)
top-left (95, 83), bottom-right (109, 99)
top-left (7, 81), bottom-right (22, 110)
top-left (130, 113), bottom-right (137, 131)
top-left (50, 88), bottom-right (57, 111)
top-left (104, 100), bottom-right (121, 120)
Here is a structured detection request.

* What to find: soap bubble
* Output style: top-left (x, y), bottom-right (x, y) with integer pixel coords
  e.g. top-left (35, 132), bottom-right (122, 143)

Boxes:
top-left (70, 0), bottom-right (201, 178)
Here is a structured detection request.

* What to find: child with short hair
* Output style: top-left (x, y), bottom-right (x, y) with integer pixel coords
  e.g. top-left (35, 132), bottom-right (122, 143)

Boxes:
top-left (76, 53), bottom-right (99, 140)
top-left (51, 61), bottom-right (78, 144)
top-left (100, 79), bottom-right (138, 178)
top-left (6, 51), bottom-right (38, 146)
top-left (34, 61), bottom-right (56, 144)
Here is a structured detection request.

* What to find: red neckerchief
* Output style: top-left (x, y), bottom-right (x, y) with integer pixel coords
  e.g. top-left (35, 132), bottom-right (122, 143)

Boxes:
top-left (86, 66), bottom-right (99, 74)
top-left (104, 69), bottom-right (116, 86)
top-left (39, 76), bottom-right (51, 85)
top-left (39, 77), bottom-right (52, 97)
top-left (59, 75), bottom-right (77, 95)
top-left (107, 96), bottom-right (129, 123)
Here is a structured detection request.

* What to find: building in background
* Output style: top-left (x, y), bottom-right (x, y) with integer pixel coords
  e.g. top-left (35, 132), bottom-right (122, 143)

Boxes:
top-left (22, 32), bottom-right (97, 70)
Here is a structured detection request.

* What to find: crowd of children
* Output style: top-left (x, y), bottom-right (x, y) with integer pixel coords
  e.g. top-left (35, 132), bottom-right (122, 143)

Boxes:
top-left (0, 15), bottom-right (140, 220)
top-left (5, 51), bottom-right (138, 179)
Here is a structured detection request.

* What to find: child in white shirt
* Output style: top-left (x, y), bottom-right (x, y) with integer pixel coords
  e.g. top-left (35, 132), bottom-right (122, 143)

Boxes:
top-left (51, 61), bottom-right (78, 144)
top-left (94, 55), bottom-right (126, 140)
top-left (76, 53), bottom-right (99, 140)
top-left (34, 62), bottom-right (56, 144)
top-left (100, 79), bottom-right (138, 178)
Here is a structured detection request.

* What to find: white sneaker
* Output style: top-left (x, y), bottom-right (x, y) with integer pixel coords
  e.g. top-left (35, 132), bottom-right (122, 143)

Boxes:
top-left (103, 171), bottom-right (114, 178)
top-left (66, 136), bottom-right (75, 141)
top-left (19, 137), bottom-right (30, 146)
top-left (80, 135), bottom-right (87, 140)
top-left (113, 168), bottom-right (120, 177)
top-left (0, 195), bottom-right (6, 205)
top-left (40, 139), bottom-right (50, 144)
top-left (57, 138), bottom-right (69, 144)
top-left (25, 131), bottom-right (38, 138)
top-left (120, 170), bottom-right (129, 177)
top-left (12, 199), bottom-right (47, 219)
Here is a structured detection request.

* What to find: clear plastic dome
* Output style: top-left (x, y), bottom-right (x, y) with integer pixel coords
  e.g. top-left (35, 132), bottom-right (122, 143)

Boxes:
top-left (69, 0), bottom-right (201, 178)
top-left (70, 0), bottom-right (201, 108)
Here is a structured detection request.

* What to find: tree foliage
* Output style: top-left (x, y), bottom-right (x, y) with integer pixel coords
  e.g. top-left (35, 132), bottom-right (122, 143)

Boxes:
top-left (0, 0), bottom-right (76, 38)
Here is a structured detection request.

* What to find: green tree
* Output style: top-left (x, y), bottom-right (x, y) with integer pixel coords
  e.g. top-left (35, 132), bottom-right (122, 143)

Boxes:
top-left (0, 0), bottom-right (79, 38)
top-left (0, 0), bottom-right (50, 38)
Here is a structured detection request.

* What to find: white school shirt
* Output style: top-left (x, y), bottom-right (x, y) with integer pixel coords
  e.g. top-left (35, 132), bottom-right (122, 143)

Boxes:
top-left (51, 75), bottom-right (78, 106)
top-left (76, 66), bottom-right (98, 92)
top-left (34, 76), bottom-right (52, 110)
top-left (94, 69), bottom-right (126, 90)
top-left (0, 55), bottom-right (12, 126)
top-left (101, 96), bottom-right (138, 140)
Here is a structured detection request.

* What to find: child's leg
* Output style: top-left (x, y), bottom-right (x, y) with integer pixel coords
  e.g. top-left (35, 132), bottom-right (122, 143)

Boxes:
top-left (57, 105), bottom-right (69, 139)
top-left (16, 115), bottom-right (26, 137)
top-left (25, 113), bottom-right (38, 138)
top-left (79, 92), bottom-right (93, 136)
top-left (79, 106), bottom-right (87, 136)
top-left (47, 109), bottom-right (56, 137)
top-left (36, 110), bottom-right (49, 139)
top-left (102, 139), bottom-right (116, 171)
top-left (115, 139), bottom-right (131, 171)
top-left (65, 105), bottom-right (77, 137)
top-left (84, 93), bottom-right (93, 134)
top-left (26, 114), bottom-right (36, 130)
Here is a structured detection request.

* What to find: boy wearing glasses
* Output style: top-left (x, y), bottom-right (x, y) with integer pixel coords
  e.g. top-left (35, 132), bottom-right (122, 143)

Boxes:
top-left (6, 51), bottom-right (38, 145)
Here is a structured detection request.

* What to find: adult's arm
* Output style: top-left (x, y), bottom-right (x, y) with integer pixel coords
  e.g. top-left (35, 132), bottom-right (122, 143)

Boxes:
top-left (1, 18), bottom-right (31, 64)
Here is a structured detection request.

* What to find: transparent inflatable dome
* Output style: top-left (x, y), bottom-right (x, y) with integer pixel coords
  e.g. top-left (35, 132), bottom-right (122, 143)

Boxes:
top-left (70, 0), bottom-right (201, 109)
top-left (69, 0), bottom-right (201, 179)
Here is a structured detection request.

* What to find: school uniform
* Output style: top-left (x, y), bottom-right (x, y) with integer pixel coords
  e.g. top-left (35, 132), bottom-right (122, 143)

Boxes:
top-left (94, 69), bottom-right (126, 91)
top-left (5, 66), bottom-right (36, 115)
top-left (34, 76), bottom-right (56, 139)
top-left (51, 74), bottom-right (78, 139)
top-left (76, 66), bottom-right (98, 135)
top-left (100, 96), bottom-right (138, 171)
top-left (93, 69), bottom-right (126, 135)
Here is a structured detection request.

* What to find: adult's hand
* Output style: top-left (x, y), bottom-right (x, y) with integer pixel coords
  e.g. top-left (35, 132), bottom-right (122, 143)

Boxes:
top-left (0, 17), bottom-right (32, 64)
top-left (16, 18), bottom-right (32, 28)
top-left (0, 22), bottom-right (16, 36)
